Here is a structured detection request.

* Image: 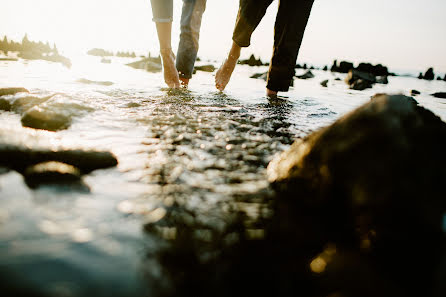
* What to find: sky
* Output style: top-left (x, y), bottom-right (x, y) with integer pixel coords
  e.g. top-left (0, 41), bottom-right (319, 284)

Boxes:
top-left (1, 0), bottom-right (446, 73)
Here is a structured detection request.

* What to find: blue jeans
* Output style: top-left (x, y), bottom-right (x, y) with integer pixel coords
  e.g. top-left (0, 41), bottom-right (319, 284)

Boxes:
top-left (150, 0), bottom-right (207, 79)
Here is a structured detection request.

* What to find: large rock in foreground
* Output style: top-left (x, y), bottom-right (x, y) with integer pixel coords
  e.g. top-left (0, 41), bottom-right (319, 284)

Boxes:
top-left (268, 94), bottom-right (446, 297)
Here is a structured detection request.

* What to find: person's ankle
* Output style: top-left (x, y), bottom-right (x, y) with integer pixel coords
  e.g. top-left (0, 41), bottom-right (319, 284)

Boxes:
top-left (266, 88), bottom-right (278, 98)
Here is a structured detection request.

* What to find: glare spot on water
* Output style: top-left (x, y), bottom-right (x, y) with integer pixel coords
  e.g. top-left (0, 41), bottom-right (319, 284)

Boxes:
top-left (117, 200), bottom-right (134, 214)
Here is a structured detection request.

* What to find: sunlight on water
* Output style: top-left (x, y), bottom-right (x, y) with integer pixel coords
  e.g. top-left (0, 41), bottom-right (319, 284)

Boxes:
top-left (1, 55), bottom-right (445, 296)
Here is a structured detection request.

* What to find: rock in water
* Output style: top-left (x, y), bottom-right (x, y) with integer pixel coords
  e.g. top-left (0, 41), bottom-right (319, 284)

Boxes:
top-left (267, 94), bottom-right (446, 297)
top-left (345, 69), bottom-right (376, 90)
top-left (21, 105), bottom-right (72, 131)
top-left (431, 92), bottom-right (446, 99)
top-left (320, 79), bottom-right (329, 87)
top-left (0, 87), bottom-right (29, 97)
top-left (24, 161), bottom-right (81, 188)
top-left (296, 70), bottom-right (315, 80)
top-left (194, 65), bottom-right (216, 72)
top-left (411, 89), bottom-right (421, 96)
top-left (250, 72), bottom-right (268, 81)
top-left (0, 129), bottom-right (118, 174)
top-left (423, 67), bottom-right (435, 80)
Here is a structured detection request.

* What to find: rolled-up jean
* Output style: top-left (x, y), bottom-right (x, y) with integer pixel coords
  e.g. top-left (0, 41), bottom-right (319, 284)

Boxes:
top-left (150, 0), bottom-right (207, 79)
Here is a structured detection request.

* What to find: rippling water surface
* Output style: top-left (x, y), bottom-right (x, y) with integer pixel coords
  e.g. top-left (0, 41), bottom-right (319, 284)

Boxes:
top-left (1, 56), bottom-right (445, 296)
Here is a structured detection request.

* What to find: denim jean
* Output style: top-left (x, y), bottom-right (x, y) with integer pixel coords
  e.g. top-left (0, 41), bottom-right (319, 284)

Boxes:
top-left (233, 0), bottom-right (314, 92)
top-left (150, 0), bottom-right (207, 79)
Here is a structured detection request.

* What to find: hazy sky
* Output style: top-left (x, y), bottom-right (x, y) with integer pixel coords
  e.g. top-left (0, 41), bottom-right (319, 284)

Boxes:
top-left (1, 0), bottom-right (446, 73)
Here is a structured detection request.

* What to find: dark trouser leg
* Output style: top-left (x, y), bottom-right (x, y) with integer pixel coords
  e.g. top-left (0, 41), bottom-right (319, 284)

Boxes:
top-left (232, 0), bottom-right (274, 47)
top-left (176, 0), bottom-right (207, 79)
top-left (267, 0), bottom-right (314, 92)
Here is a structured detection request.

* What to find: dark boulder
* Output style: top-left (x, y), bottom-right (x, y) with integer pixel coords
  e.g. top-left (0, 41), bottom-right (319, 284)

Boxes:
top-left (431, 92), bottom-right (446, 99)
top-left (250, 72), bottom-right (267, 81)
top-left (345, 69), bottom-right (376, 90)
top-left (411, 89), bottom-right (421, 96)
top-left (0, 129), bottom-right (118, 174)
top-left (320, 80), bottom-right (329, 87)
top-left (423, 68), bottom-right (435, 80)
top-left (0, 87), bottom-right (29, 97)
top-left (0, 98), bottom-right (11, 111)
top-left (330, 60), bottom-right (355, 73)
top-left (296, 70), bottom-right (315, 80)
top-left (322, 65), bottom-right (328, 71)
top-left (239, 54), bottom-right (263, 67)
top-left (267, 94), bottom-right (446, 297)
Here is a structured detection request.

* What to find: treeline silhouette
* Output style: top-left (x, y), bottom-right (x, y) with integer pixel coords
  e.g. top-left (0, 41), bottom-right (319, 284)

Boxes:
top-left (0, 34), bottom-right (58, 56)
top-left (0, 34), bottom-right (70, 67)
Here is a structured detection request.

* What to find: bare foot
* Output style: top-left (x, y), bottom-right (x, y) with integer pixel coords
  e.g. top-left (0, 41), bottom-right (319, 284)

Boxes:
top-left (215, 56), bottom-right (238, 91)
top-left (160, 49), bottom-right (180, 88)
top-left (266, 88), bottom-right (278, 98)
top-left (215, 42), bottom-right (241, 91)
top-left (179, 77), bottom-right (189, 88)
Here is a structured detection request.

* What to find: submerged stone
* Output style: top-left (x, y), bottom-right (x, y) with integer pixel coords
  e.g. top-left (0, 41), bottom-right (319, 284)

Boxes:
top-left (0, 98), bottom-right (11, 111)
top-left (268, 94), bottom-right (446, 296)
top-left (21, 105), bottom-right (72, 131)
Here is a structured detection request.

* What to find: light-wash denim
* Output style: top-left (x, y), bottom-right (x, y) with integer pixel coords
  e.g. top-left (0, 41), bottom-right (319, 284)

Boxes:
top-left (150, 0), bottom-right (207, 79)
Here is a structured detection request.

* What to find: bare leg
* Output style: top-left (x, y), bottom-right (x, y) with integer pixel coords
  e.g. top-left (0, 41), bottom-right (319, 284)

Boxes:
top-left (155, 22), bottom-right (180, 88)
top-left (215, 41), bottom-right (241, 91)
top-left (266, 88), bottom-right (278, 98)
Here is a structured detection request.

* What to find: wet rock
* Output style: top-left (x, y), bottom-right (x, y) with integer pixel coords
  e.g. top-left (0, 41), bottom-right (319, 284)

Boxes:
top-left (194, 65), bottom-right (216, 72)
top-left (376, 76), bottom-right (388, 84)
top-left (239, 55), bottom-right (263, 67)
top-left (101, 58), bottom-right (112, 64)
top-left (11, 95), bottom-right (53, 113)
top-left (23, 161), bottom-right (82, 188)
top-left (21, 105), bottom-right (72, 131)
top-left (0, 131), bottom-right (118, 174)
top-left (345, 70), bottom-right (376, 90)
top-left (77, 78), bottom-right (114, 86)
top-left (422, 67), bottom-right (435, 80)
top-left (411, 89), bottom-right (421, 96)
top-left (250, 72), bottom-right (267, 80)
top-left (356, 63), bottom-right (389, 77)
top-left (431, 92), bottom-right (446, 99)
top-left (296, 70), bottom-right (315, 80)
top-left (126, 58), bottom-right (162, 73)
top-left (268, 94), bottom-right (446, 297)
top-left (320, 80), bottom-right (329, 87)
top-left (0, 87), bottom-right (29, 97)
top-left (331, 60), bottom-right (354, 73)
top-left (0, 98), bottom-right (11, 111)
top-left (322, 66), bottom-right (328, 71)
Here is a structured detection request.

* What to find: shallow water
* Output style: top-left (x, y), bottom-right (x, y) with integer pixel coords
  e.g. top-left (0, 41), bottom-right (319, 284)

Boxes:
top-left (1, 56), bottom-right (445, 296)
